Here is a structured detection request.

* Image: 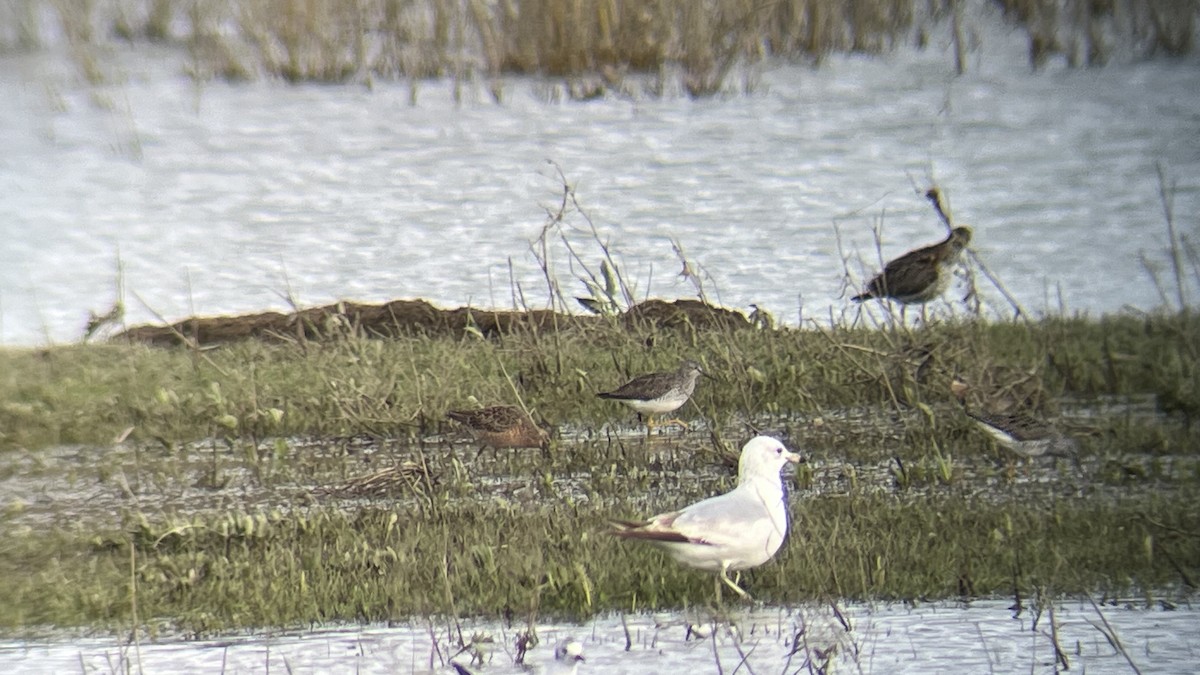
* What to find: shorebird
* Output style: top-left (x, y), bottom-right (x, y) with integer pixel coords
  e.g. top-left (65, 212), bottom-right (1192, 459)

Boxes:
top-left (853, 226), bottom-right (973, 307)
top-left (552, 638), bottom-right (585, 674)
top-left (950, 379), bottom-right (1079, 460)
top-left (445, 405), bottom-right (549, 457)
top-left (596, 359), bottom-right (706, 431)
top-left (610, 435), bottom-right (802, 600)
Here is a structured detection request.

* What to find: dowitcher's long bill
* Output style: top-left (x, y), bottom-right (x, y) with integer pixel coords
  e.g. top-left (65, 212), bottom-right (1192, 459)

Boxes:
top-left (853, 226), bottom-right (972, 305)
top-left (610, 435), bottom-right (802, 600)
top-left (596, 359), bottom-right (706, 431)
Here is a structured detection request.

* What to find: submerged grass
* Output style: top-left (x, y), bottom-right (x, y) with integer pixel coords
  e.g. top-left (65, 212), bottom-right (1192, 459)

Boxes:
top-left (1, 470), bottom-right (1196, 634)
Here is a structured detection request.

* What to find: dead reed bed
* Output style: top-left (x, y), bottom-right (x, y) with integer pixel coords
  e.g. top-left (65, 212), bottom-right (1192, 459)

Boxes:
top-left (3, 1), bottom-right (1195, 93)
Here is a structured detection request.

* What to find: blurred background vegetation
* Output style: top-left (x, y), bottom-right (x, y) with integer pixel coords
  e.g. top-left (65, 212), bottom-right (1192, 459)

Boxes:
top-left (1, 0), bottom-right (1195, 95)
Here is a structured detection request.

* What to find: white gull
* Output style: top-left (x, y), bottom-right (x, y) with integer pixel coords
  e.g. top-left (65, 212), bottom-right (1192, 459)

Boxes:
top-left (611, 435), bottom-right (801, 599)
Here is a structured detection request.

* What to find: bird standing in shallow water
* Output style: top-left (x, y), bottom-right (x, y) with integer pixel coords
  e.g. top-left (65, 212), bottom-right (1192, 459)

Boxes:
top-left (596, 359), bottom-right (706, 432)
top-left (551, 638), bottom-right (585, 674)
top-left (950, 379), bottom-right (1079, 461)
top-left (610, 436), bottom-right (802, 600)
top-left (445, 405), bottom-right (549, 457)
top-left (853, 226), bottom-right (973, 309)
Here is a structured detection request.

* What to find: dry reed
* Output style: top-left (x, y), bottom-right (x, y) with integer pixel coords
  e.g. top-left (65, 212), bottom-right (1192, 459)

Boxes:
top-left (4, 1), bottom-right (1193, 93)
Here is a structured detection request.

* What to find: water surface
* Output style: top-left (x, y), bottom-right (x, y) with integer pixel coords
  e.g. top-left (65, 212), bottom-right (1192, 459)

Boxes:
top-left (3, 600), bottom-right (1195, 674)
top-left (2, 12), bottom-right (1199, 345)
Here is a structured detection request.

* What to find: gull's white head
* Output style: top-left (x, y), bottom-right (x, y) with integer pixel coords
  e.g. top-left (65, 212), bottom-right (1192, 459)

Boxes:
top-left (738, 435), bottom-right (802, 481)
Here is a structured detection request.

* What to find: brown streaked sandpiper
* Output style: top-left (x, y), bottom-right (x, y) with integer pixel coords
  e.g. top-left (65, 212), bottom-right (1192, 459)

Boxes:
top-left (446, 405), bottom-right (549, 457)
top-left (853, 226), bottom-right (973, 307)
top-left (951, 379), bottom-right (1079, 461)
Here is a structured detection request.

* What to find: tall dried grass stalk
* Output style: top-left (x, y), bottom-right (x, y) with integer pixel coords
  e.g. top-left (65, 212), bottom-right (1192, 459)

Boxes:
top-left (11, 0), bottom-right (1193, 92)
top-left (995, 0), bottom-right (1196, 68)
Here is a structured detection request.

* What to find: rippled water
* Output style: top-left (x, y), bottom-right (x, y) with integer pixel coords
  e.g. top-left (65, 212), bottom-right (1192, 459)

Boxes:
top-left (2, 11), bottom-right (1199, 346)
top-left (2, 600), bottom-right (1196, 674)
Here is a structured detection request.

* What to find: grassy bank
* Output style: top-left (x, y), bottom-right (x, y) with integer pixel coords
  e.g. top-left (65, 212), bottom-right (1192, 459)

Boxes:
top-left (4, 1), bottom-right (1195, 92)
top-left (1, 312), bottom-right (1197, 454)
top-left (1, 312), bottom-right (1198, 634)
top-left (4, 488), bottom-right (1196, 634)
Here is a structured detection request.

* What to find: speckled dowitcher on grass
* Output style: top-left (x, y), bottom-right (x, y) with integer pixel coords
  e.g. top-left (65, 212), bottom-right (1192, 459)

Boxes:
top-left (596, 359), bottom-right (706, 432)
top-left (853, 226), bottom-right (972, 307)
top-left (610, 436), bottom-right (802, 600)
top-left (951, 379), bottom-right (1079, 460)
top-left (446, 405), bottom-right (549, 457)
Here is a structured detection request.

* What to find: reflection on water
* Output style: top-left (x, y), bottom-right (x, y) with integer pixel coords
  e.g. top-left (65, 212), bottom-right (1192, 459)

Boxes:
top-left (2, 600), bottom-right (1196, 673)
top-left (1, 10), bottom-right (1199, 346)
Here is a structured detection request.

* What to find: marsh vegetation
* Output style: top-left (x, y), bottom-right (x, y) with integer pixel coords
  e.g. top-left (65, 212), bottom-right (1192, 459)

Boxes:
top-left (2, 302), bottom-right (1198, 634)
top-left (3, 0), bottom-right (1196, 95)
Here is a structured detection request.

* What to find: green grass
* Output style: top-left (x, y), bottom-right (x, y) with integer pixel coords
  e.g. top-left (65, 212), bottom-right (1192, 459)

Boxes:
top-left (1, 467), bottom-right (1195, 634)
top-left (1, 312), bottom-right (1198, 634)
top-left (2, 313), bottom-right (1197, 453)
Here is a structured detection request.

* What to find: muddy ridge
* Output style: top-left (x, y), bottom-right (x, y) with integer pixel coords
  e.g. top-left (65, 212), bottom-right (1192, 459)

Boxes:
top-left (112, 298), bottom-right (752, 346)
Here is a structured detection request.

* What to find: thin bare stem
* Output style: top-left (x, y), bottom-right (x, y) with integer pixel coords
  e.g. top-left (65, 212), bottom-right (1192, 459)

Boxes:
top-left (709, 622), bottom-right (725, 675)
top-left (128, 535), bottom-right (143, 675)
top-left (964, 248), bottom-right (1028, 321)
top-left (128, 290), bottom-right (230, 377)
top-left (1156, 163), bottom-right (1187, 311)
top-left (1085, 594), bottom-right (1144, 675)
